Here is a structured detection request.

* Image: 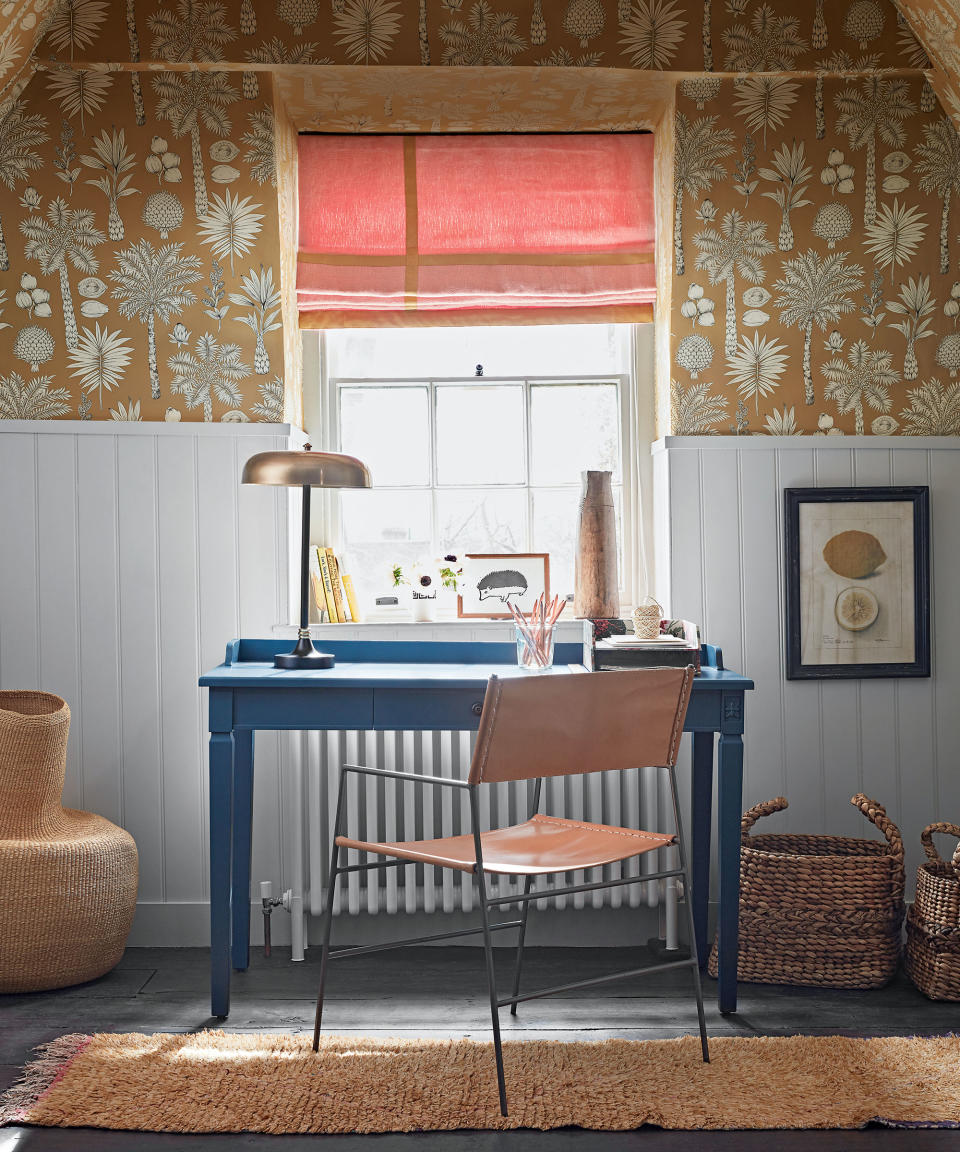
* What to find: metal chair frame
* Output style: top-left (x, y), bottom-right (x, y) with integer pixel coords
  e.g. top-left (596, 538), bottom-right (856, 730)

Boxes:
top-left (312, 759), bottom-right (709, 1117)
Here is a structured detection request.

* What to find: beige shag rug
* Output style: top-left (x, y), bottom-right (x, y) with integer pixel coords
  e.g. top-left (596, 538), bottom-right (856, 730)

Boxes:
top-left (2, 1032), bottom-right (959, 1133)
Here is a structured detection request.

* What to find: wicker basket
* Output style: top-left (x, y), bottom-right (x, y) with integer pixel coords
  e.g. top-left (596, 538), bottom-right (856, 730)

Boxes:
top-left (632, 598), bottom-right (663, 640)
top-left (905, 823), bottom-right (960, 1000)
top-left (708, 793), bottom-right (905, 989)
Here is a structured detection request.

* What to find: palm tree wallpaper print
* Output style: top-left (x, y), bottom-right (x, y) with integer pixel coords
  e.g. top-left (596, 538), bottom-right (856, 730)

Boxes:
top-left (672, 64), bottom-right (960, 437)
top-left (0, 0), bottom-right (285, 423)
top-left (0, 0), bottom-right (956, 432)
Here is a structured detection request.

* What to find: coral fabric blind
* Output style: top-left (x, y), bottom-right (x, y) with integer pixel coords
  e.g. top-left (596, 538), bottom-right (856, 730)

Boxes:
top-left (297, 134), bottom-right (655, 327)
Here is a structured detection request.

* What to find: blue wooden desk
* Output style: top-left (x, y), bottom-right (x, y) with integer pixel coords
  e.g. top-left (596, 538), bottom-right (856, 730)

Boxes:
top-left (200, 638), bottom-right (753, 1019)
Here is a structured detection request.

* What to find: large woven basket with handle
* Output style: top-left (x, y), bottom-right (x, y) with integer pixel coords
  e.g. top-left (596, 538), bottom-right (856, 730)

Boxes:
top-left (905, 823), bottom-right (960, 1000)
top-left (708, 793), bottom-right (904, 989)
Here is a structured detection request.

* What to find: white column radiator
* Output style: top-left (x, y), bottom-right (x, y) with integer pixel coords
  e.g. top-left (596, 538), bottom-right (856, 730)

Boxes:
top-left (302, 729), bottom-right (679, 929)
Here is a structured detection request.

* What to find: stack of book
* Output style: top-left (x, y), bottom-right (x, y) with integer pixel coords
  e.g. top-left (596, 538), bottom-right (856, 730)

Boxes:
top-left (594, 620), bottom-right (701, 672)
top-left (310, 546), bottom-right (361, 623)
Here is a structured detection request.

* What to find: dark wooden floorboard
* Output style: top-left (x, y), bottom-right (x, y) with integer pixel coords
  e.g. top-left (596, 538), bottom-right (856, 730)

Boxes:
top-left (3, 946), bottom-right (960, 1151)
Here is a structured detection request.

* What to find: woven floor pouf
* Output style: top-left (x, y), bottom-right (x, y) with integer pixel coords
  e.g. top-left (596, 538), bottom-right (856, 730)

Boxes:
top-left (0, 691), bottom-right (138, 992)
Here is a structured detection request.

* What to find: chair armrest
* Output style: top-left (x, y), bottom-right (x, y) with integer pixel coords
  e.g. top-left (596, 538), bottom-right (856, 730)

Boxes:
top-left (342, 763), bottom-right (471, 789)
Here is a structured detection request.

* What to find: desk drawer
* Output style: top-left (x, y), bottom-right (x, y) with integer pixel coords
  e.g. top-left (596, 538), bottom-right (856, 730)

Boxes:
top-left (373, 687), bottom-right (486, 731)
top-left (233, 688), bottom-right (374, 730)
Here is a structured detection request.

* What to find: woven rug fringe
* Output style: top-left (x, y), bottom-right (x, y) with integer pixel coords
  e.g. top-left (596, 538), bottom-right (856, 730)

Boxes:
top-left (0, 1033), bottom-right (91, 1125)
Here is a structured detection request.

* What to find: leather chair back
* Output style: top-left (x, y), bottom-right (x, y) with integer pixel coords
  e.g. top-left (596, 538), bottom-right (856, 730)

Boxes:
top-left (468, 667), bottom-right (694, 785)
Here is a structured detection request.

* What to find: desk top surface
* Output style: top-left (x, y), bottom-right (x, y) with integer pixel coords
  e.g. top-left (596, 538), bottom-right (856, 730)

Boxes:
top-left (199, 639), bottom-right (754, 692)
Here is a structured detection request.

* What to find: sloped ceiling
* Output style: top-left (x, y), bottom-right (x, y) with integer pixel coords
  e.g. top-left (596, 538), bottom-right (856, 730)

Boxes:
top-left (896, 1), bottom-right (960, 125)
top-left (0, 0), bottom-right (57, 110)
top-left (0, 2), bottom-right (955, 133)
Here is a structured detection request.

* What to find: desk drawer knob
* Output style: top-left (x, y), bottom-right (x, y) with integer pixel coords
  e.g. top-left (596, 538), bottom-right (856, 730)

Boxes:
top-left (471, 701), bottom-right (484, 716)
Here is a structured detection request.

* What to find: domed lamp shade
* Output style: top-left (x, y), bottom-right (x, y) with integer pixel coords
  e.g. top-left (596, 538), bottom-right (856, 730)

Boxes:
top-left (242, 445), bottom-right (372, 669)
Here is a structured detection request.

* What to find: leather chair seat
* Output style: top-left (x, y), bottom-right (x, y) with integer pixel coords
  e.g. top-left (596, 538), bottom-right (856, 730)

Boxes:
top-left (336, 812), bottom-right (675, 876)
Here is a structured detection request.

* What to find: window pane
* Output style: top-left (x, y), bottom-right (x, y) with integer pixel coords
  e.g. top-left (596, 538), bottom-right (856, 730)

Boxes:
top-left (437, 488), bottom-right (527, 554)
top-left (340, 386), bottom-right (430, 486)
top-left (339, 489), bottom-right (432, 611)
top-left (341, 488), bottom-right (431, 547)
top-left (531, 487), bottom-right (579, 600)
top-left (533, 484), bottom-right (624, 601)
top-left (436, 385), bottom-right (525, 486)
top-left (327, 324), bottom-right (629, 378)
top-left (530, 384), bottom-right (620, 486)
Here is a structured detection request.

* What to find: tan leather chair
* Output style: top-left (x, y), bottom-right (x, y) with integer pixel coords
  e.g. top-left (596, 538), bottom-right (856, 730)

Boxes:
top-left (312, 667), bottom-right (708, 1116)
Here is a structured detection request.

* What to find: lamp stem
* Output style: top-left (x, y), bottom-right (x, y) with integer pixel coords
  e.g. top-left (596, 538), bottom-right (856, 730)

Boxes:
top-left (273, 482), bottom-right (333, 668)
top-left (300, 482), bottom-right (311, 633)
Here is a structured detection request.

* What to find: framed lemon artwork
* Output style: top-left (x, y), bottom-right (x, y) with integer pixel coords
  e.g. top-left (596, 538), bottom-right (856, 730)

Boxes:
top-left (784, 487), bottom-right (930, 680)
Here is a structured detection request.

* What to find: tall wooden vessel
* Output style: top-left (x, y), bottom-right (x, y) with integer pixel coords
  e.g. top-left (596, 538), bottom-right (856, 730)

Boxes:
top-left (574, 469), bottom-right (619, 619)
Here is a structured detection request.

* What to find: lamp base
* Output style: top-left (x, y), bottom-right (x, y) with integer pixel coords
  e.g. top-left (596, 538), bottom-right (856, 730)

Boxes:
top-left (274, 651), bottom-right (335, 669)
top-left (274, 632), bottom-right (335, 670)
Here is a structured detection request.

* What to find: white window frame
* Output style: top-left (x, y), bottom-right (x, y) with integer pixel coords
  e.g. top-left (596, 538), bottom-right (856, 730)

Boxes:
top-left (309, 327), bottom-right (647, 609)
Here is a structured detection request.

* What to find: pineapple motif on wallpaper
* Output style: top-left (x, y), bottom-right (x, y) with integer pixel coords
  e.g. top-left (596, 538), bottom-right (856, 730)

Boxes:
top-left (0, 0), bottom-right (285, 422)
top-left (672, 62), bottom-right (960, 436)
top-left (0, 0), bottom-right (951, 430)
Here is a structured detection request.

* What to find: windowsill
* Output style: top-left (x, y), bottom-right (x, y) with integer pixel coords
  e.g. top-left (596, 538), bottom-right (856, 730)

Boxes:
top-left (274, 618), bottom-right (593, 640)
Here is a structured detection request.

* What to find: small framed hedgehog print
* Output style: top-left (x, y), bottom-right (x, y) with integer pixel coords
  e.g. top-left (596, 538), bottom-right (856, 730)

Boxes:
top-left (457, 554), bottom-right (550, 620)
top-left (784, 487), bottom-right (930, 680)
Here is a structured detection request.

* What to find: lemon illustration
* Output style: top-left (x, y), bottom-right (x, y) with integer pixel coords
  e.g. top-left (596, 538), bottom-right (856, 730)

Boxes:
top-left (835, 586), bottom-right (879, 632)
top-left (823, 530), bottom-right (886, 578)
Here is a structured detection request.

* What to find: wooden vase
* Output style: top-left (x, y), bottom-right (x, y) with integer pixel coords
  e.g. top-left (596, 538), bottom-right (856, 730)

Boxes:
top-left (574, 470), bottom-right (620, 619)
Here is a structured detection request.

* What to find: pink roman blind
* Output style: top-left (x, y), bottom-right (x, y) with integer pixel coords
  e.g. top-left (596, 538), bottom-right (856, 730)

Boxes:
top-left (297, 134), bottom-right (655, 327)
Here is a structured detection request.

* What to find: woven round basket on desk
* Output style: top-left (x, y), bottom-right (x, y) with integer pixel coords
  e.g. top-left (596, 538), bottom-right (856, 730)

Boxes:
top-left (708, 793), bottom-right (904, 989)
top-left (632, 598), bottom-right (663, 640)
top-left (905, 823), bottom-right (960, 1000)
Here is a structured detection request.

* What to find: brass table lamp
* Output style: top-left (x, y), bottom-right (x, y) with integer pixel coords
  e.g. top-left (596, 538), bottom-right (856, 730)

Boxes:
top-left (242, 445), bottom-right (372, 669)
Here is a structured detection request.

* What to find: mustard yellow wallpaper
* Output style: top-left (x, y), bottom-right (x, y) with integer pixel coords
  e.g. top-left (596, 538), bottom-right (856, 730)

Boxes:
top-left (0, 0), bottom-right (952, 430)
top-left (896, 1), bottom-right (960, 130)
top-left (670, 72), bottom-right (960, 435)
top-left (0, 62), bottom-right (285, 422)
top-left (38, 0), bottom-right (923, 74)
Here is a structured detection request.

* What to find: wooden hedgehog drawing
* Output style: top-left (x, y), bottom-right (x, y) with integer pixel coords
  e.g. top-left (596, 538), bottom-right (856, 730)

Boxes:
top-left (476, 569), bottom-right (528, 603)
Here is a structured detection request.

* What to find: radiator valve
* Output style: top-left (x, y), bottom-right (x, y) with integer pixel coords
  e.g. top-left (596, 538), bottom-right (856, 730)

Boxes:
top-left (260, 881), bottom-right (294, 957)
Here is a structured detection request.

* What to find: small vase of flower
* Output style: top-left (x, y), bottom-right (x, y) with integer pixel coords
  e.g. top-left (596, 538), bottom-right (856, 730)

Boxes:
top-left (437, 553), bottom-right (462, 617)
top-left (411, 565), bottom-right (438, 622)
top-left (398, 555), bottom-right (462, 622)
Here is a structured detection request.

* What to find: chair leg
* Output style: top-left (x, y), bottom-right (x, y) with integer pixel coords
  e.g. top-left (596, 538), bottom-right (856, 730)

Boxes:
top-left (312, 842), bottom-right (340, 1051)
top-left (668, 767), bottom-right (710, 1064)
top-left (477, 865), bottom-right (509, 1117)
top-left (509, 874), bottom-right (534, 1016)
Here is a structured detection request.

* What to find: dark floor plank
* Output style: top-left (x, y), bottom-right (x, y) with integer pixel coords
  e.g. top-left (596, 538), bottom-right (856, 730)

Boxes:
top-left (1, 967), bottom-right (156, 1003)
top-left (6, 1127), bottom-right (960, 1151)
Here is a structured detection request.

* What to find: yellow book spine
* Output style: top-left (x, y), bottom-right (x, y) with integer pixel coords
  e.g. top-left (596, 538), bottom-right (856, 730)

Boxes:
top-left (316, 547), bottom-right (338, 623)
top-left (325, 548), bottom-right (348, 623)
top-left (310, 571), bottom-right (326, 621)
top-left (308, 549), bottom-right (326, 621)
top-left (332, 553), bottom-right (353, 622)
top-left (342, 574), bottom-right (361, 624)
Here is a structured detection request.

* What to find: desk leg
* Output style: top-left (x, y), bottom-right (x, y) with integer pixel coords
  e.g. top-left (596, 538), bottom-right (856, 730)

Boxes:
top-left (231, 728), bottom-right (254, 972)
top-left (717, 730), bottom-right (744, 1015)
top-left (691, 732), bottom-right (714, 968)
top-left (210, 730), bottom-right (234, 1019)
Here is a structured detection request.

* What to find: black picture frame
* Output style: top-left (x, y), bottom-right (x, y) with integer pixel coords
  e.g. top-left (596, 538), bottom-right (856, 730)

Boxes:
top-left (784, 486), bottom-right (930, 680)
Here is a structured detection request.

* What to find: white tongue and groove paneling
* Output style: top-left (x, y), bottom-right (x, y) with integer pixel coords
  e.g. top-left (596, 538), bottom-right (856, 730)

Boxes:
top-left (653, 436), bottom-right (960, 894)
top-left (0, 421), bottom-right (296, 942)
